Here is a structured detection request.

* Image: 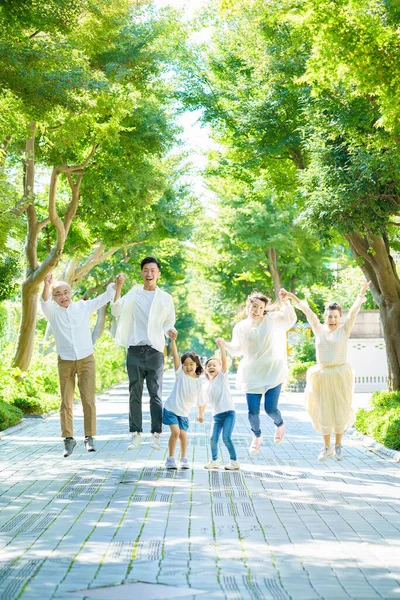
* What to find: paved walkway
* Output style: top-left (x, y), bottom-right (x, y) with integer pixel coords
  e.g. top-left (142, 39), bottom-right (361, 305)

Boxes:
top-left (0, 373), bottom-right (399, 600)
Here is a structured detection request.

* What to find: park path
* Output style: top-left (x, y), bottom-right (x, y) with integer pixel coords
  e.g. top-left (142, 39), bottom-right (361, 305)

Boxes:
top-left (0, 372), bottom-right (399, 600)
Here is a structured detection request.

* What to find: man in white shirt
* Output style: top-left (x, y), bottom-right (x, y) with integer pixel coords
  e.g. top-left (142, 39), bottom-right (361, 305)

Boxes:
top-left (41, 273), bottom-right (123, 457)
top-left (112, 257), bottom-right (176, 451)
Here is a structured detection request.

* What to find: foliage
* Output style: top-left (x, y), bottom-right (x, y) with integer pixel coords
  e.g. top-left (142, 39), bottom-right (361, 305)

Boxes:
top-left (0, 331), bottom-right (127, 427)
top-left (0, 400), bottom-right (23, 431)
top-left (355, 391), bottom-right (400, 450)
top-left (289, 361), bottom-right (315, 382)
top-left (290, 325), bottom-right (316, 364)
top-left (94, 333), bottom-right (126, 392)
top-left (0, 256), bottom-right (20, 302)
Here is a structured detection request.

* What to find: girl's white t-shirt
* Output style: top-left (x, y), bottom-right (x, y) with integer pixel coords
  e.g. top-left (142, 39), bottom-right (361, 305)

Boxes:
top-left (164, 365), bottom-right (205, 417)
top-left (206, 371), bottom-right (235, 416)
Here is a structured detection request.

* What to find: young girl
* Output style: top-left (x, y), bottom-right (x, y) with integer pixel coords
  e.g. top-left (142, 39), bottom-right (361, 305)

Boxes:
top-left (201, 338), bottom-right (239, 471)
top-left (221, 289), bottom-right (297, 454)
top-left (162, 332), bottom-right (205, 469)
top-left (284, 282), bottom-right (370, 461)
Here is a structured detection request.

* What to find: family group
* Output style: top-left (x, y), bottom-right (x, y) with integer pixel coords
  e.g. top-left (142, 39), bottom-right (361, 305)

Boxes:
top-left (41, 256), bottom-right (369, 465)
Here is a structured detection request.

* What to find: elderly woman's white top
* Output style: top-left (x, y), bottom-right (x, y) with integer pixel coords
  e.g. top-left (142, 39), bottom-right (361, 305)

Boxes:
top-left (225, 301), bottom-right (297, 393)
top-left (296, 294), bottom-right (365, 368)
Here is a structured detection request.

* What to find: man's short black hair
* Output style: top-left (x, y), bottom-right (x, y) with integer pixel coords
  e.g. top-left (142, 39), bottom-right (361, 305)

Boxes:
top-left (140, 256), bottom-right (161, 270)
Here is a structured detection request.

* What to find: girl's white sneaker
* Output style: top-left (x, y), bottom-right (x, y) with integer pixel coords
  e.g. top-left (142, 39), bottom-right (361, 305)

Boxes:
top-left (224, 460), bottom-right (240, 470)
top-left (204, 460), bottom-right (220, 469)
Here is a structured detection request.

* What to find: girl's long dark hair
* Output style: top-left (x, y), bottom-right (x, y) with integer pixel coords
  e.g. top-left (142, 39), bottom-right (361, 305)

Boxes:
top-left (181, 352), bottom-right (203, 376)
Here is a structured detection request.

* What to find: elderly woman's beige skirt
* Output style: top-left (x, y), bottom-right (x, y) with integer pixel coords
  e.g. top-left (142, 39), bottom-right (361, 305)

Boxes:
top-left (305, 363), bottom-right (355, 435)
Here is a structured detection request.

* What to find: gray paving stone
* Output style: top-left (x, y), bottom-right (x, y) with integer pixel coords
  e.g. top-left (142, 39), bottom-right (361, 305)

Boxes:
top-left (0, 374), bottom-right (399, 600)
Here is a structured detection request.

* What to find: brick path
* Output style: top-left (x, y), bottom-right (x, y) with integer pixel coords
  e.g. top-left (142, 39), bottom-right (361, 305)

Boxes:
top-left (0, 372), bottom-right (399, 600)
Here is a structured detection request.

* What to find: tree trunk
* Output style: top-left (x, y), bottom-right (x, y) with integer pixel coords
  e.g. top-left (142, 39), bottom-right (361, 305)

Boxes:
top-left (267, 248), bottom-right (281, 298)
top-left (12, 281), bottom-right (39, 372)
top-left (11, 143), bottom-right (98, 371)
top-left (379, 300), bottom-right (400, 390)
top-left (346, 231), bottom-right (400, 390)
top-left (92, 304), bottom-right (107, 344)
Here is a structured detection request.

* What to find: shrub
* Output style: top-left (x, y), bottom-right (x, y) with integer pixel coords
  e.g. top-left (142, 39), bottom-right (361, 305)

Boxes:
top-left (291, 324), bottom-right (316, 363)
top-left (13, 393), bottom-right (60, 415)
top-left (0, 332), bottom-right (127, 429)
top-left (289, 361), bottom-right (316, 381)
top-left (0, 400), bottom-right (23, 430)
top-left (355, 390), bottom-right (400, 451)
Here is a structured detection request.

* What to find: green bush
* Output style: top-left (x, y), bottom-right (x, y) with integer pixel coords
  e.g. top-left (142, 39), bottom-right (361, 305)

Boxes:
top-left (0, 400), bottom-right (23, 430)
top-left (0, 332), bottom-right (127, 429)
top-left (289, 361), bottom-right (316, 381)
top-left (355, 390), bottom-right (400, 451)
top-left (13, 393), bottom-right (60, 415)
top-left (291, 324), bottom-right (316, 363)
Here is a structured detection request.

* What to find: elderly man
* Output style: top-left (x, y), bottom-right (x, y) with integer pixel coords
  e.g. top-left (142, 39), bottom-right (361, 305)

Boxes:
top-left (41, 273), bottom-right (123, 457)
top-left (112, 257), bottom-right (176, 450)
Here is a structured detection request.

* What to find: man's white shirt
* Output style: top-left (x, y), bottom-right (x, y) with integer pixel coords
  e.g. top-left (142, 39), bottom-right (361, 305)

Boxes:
top-left (130, 288), bottom-right (155, 346)
top-left (40, 283), bottom-right (115, 360)
top-left (112, 284), bottom-right (175, 352)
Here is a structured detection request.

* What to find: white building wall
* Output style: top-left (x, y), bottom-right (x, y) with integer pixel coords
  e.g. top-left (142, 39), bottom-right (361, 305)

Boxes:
top-left (348, 338), bottom-right (388, 392)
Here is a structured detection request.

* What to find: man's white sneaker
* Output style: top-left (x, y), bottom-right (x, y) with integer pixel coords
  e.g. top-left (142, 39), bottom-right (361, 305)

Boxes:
top-left (127, 432), bottom-right (142, 450)
top-left (318, 446), bottom-right (334, 462)
top-left (225, 460), bottom-right (240, 470)
top-left (204, 460), bottom-right (221, 469)
top-left (249, 435), bottom-right (263, 454)
top-left (333, 444), bottom-right (344, 461)
top-left (180, 457), bottom-right (190, 469)
top-left (150, 432), bottom-right (161, 450)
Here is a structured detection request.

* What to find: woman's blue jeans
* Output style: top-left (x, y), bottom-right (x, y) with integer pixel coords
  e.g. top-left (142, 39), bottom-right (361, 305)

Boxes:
top-left (246, 384), bottom-right (283, 438)
top-left (210, 410), bottom-right (237, 461)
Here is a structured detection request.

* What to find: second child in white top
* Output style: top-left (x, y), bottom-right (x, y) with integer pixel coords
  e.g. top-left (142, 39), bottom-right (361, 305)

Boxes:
top-left (162, 333), bottom-right (205, 470)
top-left (201, 338), bottom-right (239, 471)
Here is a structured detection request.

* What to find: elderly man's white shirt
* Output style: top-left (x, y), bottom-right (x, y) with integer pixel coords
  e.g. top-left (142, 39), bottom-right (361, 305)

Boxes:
top-left (40, 283), bottom-right (115, 360)
top-left (112, 284), bottom-right (175, 352)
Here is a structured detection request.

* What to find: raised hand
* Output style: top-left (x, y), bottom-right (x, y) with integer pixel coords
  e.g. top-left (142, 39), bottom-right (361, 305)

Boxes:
top-left (115, 273), bottom-right (125, 286)
top-left (216, 337), bottom-right (225, 348)
top-left (361, 281), bottom-right (371, 295)
top-left (168, 329), bottom-right (178, 341)
top-left (44, 273), bottom-right (53, 286)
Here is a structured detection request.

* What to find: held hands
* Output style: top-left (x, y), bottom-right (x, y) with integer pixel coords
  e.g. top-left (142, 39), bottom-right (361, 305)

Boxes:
top-left (215, 337), bottom-right (225, 348)
top-left (115, 273), bottom-right (125, 287)
top-left (280, 288), bottom-right (298, 303)
top-left (168, 328), bottom-right (178, 341)
top-left (197, 414), bottom-right (204, 423)
top-left (279, 288), bottom-right (288, 302)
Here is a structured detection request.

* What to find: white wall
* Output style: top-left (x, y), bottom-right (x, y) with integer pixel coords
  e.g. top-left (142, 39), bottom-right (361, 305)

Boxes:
top-left (348, 338), bottom-right (388, 392)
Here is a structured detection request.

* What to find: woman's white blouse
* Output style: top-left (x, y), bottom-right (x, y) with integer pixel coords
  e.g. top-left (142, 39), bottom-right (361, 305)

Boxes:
top-left (225, 301), bottom-right (297, 393)
top-left (164, 365), bottom-right (205, 417)
top-left (296, 294), bottom-right (365, 367)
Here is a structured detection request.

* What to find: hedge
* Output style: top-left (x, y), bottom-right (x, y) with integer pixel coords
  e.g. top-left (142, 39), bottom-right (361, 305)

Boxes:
top-left (355, 390), bottom-right (400, 451)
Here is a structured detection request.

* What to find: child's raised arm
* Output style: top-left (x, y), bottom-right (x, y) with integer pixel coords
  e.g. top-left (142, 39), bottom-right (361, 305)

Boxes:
top-left (170, 332), bottom-right (180, 371)
top-left (216, 337), bottom-right (227, 373)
